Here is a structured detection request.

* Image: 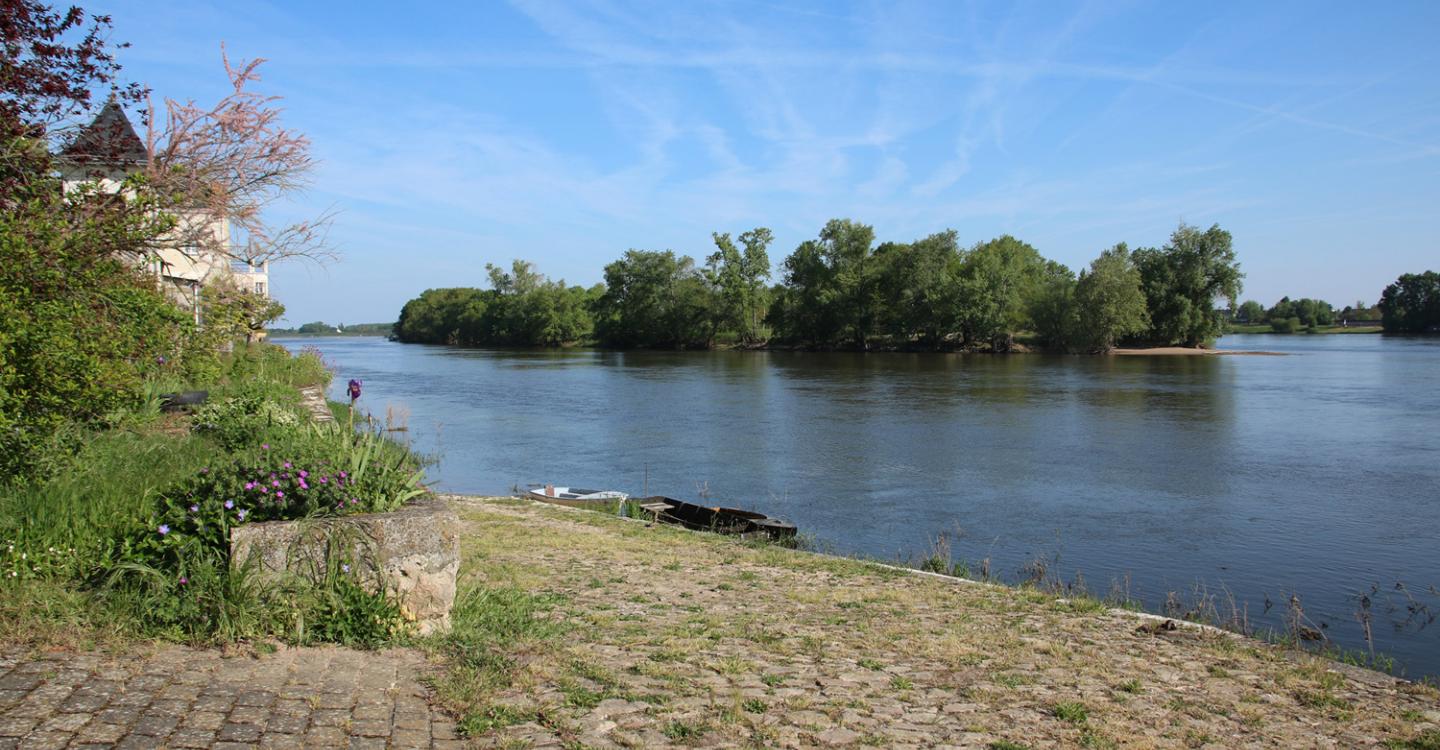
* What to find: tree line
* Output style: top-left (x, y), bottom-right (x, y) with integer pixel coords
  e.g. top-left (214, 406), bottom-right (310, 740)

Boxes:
top-left (395, 221), bottom-right (1248, 351)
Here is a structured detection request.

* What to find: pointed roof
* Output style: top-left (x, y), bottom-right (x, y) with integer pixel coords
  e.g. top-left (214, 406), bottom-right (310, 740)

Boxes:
top-left (60, 100), bottom-right (147, 164)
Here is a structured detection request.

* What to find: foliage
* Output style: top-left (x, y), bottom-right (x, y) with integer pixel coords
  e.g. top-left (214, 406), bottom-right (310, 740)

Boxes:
top-left (0, 0), bottom-right (145, 144)
top-left (192, 383), bottom-right (303, 450)
top-left (1073, 244), bottom-right (1149, 352)
top-left (1378, 271), bottom-right (1440, 333)
top-left (770, 219), bottom-right (879, 347)
top-left (143, 48), bottom-right (333, 267)
top-left (1236, 300), bottom-right (1265, 324)
top-left (956, 235), bottom-right (1052, 349)
top-left (1133, 224), bottom-right (1243, 346)
top-left (706, 228), bottom-right (773, 343)
top-left (873, 231), bottom-right (967, 348)
top-left (200, 278), bottom-right (286, 344)
top-left (592, 250), bottom-right (712, 348)
top-left (1271, 316), bottom-right (1301, 334)
top-left (392, 264), bottom-right (595, 347)
top-left (0, 182), bottom-right (199, 479)
top-left (1267, 296), bottom-right (1334, 328)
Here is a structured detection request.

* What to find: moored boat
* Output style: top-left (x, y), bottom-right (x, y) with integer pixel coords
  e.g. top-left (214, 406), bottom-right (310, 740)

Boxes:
top-left (636, 496), bottom-right (797, 539)
top-left (527, 485), bottom-right (629, 509)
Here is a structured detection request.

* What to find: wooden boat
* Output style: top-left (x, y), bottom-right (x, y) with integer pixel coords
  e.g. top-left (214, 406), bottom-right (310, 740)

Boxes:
top-left (636, 496), bottom-right (797, 539)
top-left (527, 485), bottom-right (629, 509)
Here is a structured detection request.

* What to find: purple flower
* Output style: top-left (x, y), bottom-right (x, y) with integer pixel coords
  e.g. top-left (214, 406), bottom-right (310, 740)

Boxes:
top-left (189, 504), bottom-right (199, 513)
top-left (158, 524), bottom-right (170, 536)
top-left (199, 467), bottom-right (208, 474)
top-left (236, 509), bottom-right (248, 521)
top-left (298, 480), bottom-right (309, 490)
top-left (283, 462), bottom-right (292, 469)
top-left (244, 482), bottom-right (255, 490)
top-left (224, 500), bottom-right (234, 510)
top-left (259, 486), bottom-right (269, 494)
top-left (178, 576), bottom-right (187, 585)
top-left (272, 480), bottom-right (280, 487)
top-left (276, 491), bottom-right (285, 499)
top-left (261, 443), bottom-right (270, 450)
top-left (298, 470), bottom-right (308, 478)
top-left (338, 471), bottom-right (347, 479)
top-left (319, 476), bottom-right (328, 484)
top-left (341, 564), bottom-right (350, 573)
top-left (156, 356), bottom-right (167, 365)
top-left (347, 379), bottom-right (362, 401)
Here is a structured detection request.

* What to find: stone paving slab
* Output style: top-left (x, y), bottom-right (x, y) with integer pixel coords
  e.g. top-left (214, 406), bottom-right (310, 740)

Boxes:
top-left (0, 644), bottom-right (462, 749)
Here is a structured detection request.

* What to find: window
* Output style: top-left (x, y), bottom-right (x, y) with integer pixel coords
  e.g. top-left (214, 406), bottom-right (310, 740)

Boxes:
top-left (255, 282), bottom-right (266, 295)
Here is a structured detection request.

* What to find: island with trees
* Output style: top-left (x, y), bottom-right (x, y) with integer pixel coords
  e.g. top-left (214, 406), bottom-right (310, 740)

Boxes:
top-left (395, 221), bottom-right (1248, 353)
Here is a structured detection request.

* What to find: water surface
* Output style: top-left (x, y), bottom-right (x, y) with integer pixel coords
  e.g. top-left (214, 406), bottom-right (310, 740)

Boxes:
top-left (276, 334), bottom-right (1440, 678)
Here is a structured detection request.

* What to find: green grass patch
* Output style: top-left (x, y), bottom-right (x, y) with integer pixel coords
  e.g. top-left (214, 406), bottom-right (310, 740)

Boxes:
top-left (1052, 701), bottom-right (1090, 724)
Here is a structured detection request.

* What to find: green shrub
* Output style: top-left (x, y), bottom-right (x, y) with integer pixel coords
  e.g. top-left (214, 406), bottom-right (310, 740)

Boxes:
top-left (192, 383), bottom-right (305, 450)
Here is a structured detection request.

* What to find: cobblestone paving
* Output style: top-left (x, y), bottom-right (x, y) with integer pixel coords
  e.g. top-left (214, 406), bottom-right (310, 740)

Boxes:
top-left (446, 498), bottom-right (1440, 749)
top-left (0, 644), bottom-right (460, 749)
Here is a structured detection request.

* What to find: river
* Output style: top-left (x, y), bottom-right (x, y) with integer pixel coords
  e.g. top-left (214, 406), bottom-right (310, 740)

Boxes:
top-left (274, 333), bottom-right (1440, 679)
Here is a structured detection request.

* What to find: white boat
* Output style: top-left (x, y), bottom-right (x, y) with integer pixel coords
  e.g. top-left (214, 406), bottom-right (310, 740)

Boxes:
top-left (527, 485), bottom-right (629, 508)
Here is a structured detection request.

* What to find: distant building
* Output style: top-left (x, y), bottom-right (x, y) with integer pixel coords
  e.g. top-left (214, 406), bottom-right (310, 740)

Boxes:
top-left (55, 101), bottom-right (269, 324)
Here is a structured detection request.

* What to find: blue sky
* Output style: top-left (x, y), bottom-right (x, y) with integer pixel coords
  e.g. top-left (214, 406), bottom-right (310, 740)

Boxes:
top-left (94, 0), bottom-right (1440, 325)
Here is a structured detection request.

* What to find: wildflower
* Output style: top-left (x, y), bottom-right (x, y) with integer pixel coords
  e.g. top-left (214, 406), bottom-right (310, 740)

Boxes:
top-left (319, 476), bottom-right (328, 484)
top-left (224, 500), bottom-right (234, 510)
top-left (199, 467), bottom-right (209, 474)
top-left (338, 471), bottom-right (347, 479)
top-left (245, 482), bottom-right (255, 490)
top-left (158, 525), bottom-right (170, 536)
top-left (341, 564), bottom-right (351, 573)
top-left (284, 462), bottom-right (292, 469)
top-left (261, 443), bottom-right (270, 450)
top-left (298, 470), bottom-right (309, 478)
top-left (179, 576), bottom-right (188, 585)
top-left (189, 504), bottom-right (199, 513)
top-left (298, 480), bottom-right (309, 490)
top-left (272, 480), bottom-right (281, 487)
top-left (156, 355), bottom-right (166, 365)
top-left (237, 509), bottom-right (248, 521)
top-left (259, 487), bottom-right (269, 494)
top-left (347, 379), bottom-right (362, 402)
top-left (276, 491), bottom-right (285, 499)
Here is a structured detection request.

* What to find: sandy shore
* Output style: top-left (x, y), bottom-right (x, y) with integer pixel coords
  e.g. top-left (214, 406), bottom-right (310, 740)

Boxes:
top-left (1112, 347), bottom-right (1286, 356)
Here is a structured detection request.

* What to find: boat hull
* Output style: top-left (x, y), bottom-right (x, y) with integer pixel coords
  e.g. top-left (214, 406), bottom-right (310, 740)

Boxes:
top-left (637, 496), bottom-right (797, 539)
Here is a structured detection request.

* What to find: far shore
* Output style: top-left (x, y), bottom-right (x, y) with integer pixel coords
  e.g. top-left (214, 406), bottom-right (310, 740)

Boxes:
top-left (1112, 346), bottom-right (1287, 356)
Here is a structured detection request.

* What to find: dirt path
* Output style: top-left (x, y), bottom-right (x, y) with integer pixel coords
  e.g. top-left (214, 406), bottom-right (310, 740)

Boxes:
top-left (446, 496), bottom-right (1439, 749)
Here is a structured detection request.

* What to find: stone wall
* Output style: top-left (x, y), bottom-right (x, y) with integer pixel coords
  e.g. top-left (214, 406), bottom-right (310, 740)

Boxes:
top-left (229, 498), bottom-right (460, 634)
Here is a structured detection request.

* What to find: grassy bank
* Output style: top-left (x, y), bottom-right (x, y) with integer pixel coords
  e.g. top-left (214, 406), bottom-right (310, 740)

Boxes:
top-left (0, 343), bottom-right (428, 649)
top-left (425, 497), bottom-right (1440, 748)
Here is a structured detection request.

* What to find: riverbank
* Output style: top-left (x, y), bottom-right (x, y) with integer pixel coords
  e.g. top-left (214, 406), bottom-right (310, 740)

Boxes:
top-left (1111, 347), bottom-right (1286, 356)
top-left (434, 496), bottom-right (1439, 748)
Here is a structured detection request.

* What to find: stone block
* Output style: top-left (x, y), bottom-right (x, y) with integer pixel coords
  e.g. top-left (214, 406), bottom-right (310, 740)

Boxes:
top-left (229, 498), bottom-right (460, 634)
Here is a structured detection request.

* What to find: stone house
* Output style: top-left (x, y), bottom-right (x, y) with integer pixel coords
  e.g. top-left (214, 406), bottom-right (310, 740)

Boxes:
top-left (55, 101), bottom-right (270, 324)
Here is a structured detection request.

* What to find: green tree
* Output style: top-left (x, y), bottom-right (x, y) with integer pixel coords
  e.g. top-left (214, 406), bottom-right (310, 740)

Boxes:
top-left (873, 230), bottom-right (966, 348)
top-left (1378, 271), bottom-right (1440, 333)
top-left (706, 228), bottom-right (773, 343)
top-left (1133, 223), bottom-right (1243, 346)
top-left (956, 235), bottom-right (1048, 350)
top-left (1073, 243), bottom-right (1150, 352)
top-left (297, 321), bottom-right (331, 334)
top-left (770, 219), bottom-right (878, 348)
top-left (592, 250), bottom-right (710, 348)
top-left (1026, 263), bottom-right (1078, 351)
top-left (1236, 300), bottom-right (1265, 324)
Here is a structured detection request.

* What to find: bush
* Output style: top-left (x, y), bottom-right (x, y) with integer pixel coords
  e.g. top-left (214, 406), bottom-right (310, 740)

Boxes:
top-left (192, 383), bottom-right (305, 450)
top-left (1271, 316), bottom-right (1301, 333)
top-left (0, 186), bottom-right (215, 481)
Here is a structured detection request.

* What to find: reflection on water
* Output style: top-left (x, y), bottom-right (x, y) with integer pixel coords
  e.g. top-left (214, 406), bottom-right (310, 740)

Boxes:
top-left (278, 334), bottom-right (1440, 679)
